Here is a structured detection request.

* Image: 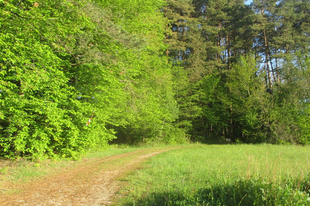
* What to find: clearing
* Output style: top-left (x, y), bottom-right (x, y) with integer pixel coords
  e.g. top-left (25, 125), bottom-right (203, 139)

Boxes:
top-left (1, 144), bottom-right (309, 205)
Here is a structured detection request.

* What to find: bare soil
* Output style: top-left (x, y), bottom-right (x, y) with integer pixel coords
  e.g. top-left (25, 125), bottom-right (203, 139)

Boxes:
top-left (0, 148), bottom-right (173, 206)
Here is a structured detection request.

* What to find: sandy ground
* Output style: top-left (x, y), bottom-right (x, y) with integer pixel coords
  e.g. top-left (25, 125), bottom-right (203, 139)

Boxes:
top-left (0, 149), bottom-right (171, 206)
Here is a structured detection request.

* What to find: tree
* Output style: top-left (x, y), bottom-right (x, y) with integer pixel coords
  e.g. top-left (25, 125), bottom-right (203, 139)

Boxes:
top-left (95, 0), bottom-right (183, 144)
top-left (225, 55), bottom-right (271, 142)
top-left (0, 0), bottom-right (90, 159)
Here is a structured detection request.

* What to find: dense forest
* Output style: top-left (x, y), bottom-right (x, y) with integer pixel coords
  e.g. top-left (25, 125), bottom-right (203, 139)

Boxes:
top-left (0, 0), bottom-right (309, 159)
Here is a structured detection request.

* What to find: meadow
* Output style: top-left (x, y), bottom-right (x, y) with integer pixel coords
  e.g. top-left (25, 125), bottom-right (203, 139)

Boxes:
top-left (116, 144), bottom-right (310, 205)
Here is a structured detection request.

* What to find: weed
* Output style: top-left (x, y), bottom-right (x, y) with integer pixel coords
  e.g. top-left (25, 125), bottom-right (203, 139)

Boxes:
top-left (0, 167), bottom-right (8, 175)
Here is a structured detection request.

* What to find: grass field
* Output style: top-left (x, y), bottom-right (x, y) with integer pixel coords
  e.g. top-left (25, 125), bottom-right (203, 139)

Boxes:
top-left (116, 144), bottom-right (310, 205)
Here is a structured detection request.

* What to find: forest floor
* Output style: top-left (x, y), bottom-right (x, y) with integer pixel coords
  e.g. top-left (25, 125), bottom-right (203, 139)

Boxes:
top-left (0, 147), bottom-right (180, 206)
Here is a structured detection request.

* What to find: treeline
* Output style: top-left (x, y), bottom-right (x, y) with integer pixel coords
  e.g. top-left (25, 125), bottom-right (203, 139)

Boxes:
top-left (165, 0), bottom-right (310, 144)
top-left (0, 0), bottom-right (309, 159)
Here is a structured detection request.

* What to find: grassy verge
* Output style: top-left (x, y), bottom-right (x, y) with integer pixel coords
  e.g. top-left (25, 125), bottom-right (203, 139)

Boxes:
top-left (116, 144), bottom-right (310, 205)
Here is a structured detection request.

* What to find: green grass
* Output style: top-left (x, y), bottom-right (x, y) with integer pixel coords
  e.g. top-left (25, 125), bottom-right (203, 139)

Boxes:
top-left (83, 145), bottom-right (143, 159)
top-left (116, 144), bottom-right (310, 206)
top-left (0, 158), bottom-right (71, 183)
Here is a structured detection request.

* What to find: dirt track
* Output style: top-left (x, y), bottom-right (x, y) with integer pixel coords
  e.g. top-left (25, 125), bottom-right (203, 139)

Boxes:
top-left (0, 148), bottom-right (173, 206)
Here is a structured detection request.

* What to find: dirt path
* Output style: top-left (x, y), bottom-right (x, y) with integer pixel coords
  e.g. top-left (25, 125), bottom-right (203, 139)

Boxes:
top-left (0, 148), bottom-right (175, 206)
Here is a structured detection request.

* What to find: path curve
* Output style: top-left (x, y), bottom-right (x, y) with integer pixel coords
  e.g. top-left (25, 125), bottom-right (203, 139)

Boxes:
top-left (0, 148), bottom-right (176, 206)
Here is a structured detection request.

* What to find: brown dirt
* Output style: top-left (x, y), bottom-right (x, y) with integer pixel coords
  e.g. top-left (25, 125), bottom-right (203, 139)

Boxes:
top-left (0, 148), bottom-right (174, 206)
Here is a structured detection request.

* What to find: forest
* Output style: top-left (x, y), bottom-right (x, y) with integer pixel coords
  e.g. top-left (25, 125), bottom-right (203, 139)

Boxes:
top-left (0, 0), bottom-right (309, 159)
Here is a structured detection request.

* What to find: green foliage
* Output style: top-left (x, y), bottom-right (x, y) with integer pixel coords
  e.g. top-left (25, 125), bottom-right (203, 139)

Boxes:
top-left (0, 0), bottom-right (185, 159)
top-left (97, 0), bottom-right (185, 145)
top-left (165, 0), bottom-right (310, 144)
top-left (269, 53), bottom-right (310, 144)
top-left (0, 0), bottom-right (90, 159)
top-left (225, 55), bottom-right (271, 143)
top-left (298, 102), bottom-right (310, 145)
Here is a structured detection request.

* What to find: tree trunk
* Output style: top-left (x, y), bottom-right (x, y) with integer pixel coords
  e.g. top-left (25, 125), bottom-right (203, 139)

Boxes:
top-left (263, 27), bottom-right (272, 89)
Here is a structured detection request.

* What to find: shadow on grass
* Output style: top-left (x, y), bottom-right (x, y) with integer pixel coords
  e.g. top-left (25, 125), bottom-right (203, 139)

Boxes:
top-left (122, 178), bottom-right (310, 206)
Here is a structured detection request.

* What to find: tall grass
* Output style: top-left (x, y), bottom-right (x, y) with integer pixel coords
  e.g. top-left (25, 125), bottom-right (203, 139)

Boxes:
top-left (117, 144), bottom-right (310, 205)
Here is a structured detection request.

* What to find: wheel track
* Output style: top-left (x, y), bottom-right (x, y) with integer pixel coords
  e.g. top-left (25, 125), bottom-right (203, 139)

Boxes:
top-left (0, 147), bottom-right (178, 206)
